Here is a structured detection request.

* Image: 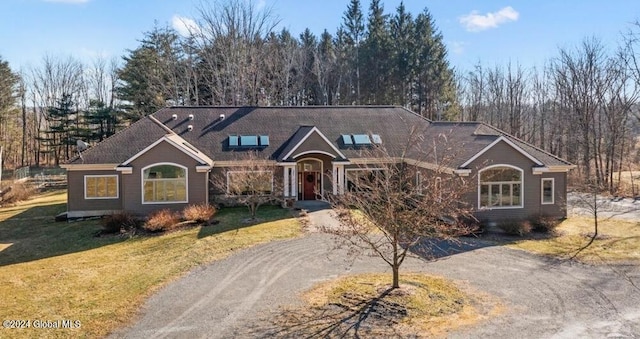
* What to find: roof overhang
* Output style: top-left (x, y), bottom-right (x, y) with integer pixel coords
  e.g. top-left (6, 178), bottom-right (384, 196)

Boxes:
top-left (60, 163), bottom-right (120, 171)
top-left (460, 136), bottom-right (544, 168)
top-left (454, 169), bottom-right (472, 176)
top-left (115, 166), bottom-right (132, 174)
top-left (532, 165), bottom-right (577, 175)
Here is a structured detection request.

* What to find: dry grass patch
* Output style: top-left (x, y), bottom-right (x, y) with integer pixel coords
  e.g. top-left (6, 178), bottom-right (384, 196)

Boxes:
top-left (0, 192), bottom-right (301, 339)
top-left (265, 273), bottom-right (501, 338)
top-left (509, 216), bottom-right (640, 263)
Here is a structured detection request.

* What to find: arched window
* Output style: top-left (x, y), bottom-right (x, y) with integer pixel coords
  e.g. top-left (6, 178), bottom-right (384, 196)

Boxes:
top-left (142, 163), bottom-right (187, 203)
top-left (479, 165), bottom-right (523, 208)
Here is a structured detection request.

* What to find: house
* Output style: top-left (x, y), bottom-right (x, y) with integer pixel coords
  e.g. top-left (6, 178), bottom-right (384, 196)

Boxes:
top-left (60, 106), bottom-right (574, 221)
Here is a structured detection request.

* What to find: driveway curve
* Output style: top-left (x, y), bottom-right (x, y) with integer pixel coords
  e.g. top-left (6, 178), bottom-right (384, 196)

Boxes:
top-left (112, 209), bottom-right (640, 338)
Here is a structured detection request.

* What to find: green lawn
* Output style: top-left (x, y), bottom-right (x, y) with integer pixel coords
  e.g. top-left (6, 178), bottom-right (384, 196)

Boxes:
top-left (509, 217), bottom-right (640, 263)
top-left (0, 191), bottom-right (301, 338)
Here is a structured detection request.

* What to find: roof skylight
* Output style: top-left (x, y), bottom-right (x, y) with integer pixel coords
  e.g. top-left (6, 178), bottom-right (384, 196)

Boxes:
top-left (352, 134), bottom-right (372, 145)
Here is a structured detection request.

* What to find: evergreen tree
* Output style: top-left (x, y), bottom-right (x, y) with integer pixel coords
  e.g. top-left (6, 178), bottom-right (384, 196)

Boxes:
top-left (117, 26), bottom-right (183, 122)
top-left (361, 0), bottom-right (391, 104)
top-left (341, 0), bottom-right (365, 104)
top-left (316, 30), bottom-right (338, 105)
top-left (42, 93), bottom-right (78, 164)
top-left (412, 9), bottom-right (456, 120)
top-left (84, 100), bottom-right (120, 142)
top-left (389, 2), bottom-right (415, 106)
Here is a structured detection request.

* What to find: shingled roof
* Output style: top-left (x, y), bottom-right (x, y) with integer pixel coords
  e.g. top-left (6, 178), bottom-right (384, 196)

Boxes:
top-left (68, 106), bottom-right (572, 168)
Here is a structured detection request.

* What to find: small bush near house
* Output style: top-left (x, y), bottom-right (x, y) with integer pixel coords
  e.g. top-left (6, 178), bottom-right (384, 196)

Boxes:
top-left (497, 220), bottom-right (532, 236)
top-left (182, 203), bottom-right (216, 223)
top-left (530, 215), bottom-right (562, 234)
top-left (101, 213), bottom-right (140, 234)
top-left (143, 209), bottom-right (181, 232)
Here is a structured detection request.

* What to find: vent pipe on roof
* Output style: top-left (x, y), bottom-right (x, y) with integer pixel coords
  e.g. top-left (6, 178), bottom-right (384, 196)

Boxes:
top-left (188, 114), bottom-right (194, 120)
top-left (172, 114), bottom-right (178, 120)
top-left (187, 125), bottom-right (193, 131)
top-left (219, 114), bottom-right (225, 120)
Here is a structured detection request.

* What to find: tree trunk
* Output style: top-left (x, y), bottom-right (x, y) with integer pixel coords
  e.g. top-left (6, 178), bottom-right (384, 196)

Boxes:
top-left (392, 265), bottom-right (399, 289)
top-left (392, 234), bottom-right (400, 289)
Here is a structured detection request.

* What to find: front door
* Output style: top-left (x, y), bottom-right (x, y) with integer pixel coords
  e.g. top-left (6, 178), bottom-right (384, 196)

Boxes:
top-left (302, 172), bottom-right (317, 200)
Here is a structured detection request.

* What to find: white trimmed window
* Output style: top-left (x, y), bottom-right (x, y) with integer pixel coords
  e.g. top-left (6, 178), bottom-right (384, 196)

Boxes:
top-left (479, 165), bottom-right (523, 208)
top-left (541, 178), bottom-right (554, 204)
top-left (227, 171), bottom-right (273, 195)
top-left (84, 175), bottom-right (118, 199)
top-left (142, 163), bottom-right (188, 203)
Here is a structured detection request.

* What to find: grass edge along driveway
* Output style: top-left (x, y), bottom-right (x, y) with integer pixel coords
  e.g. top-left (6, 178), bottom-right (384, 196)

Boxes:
top-left (0, 191), bottom-right (302, 339)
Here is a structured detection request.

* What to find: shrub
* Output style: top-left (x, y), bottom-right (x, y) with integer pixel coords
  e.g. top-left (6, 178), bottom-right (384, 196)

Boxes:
top-left (0, 182), bottom-right (36, 205)
top-left (182, 203), bottom-right (216, 223)
top-left (143, 209), bottom-right (181, 232)
top-left (530, 215), bottom-right (562, 234)
top-left (101, 213), bottom-right (140, 234)
top-left (497, 220), bottom-right (532, 236)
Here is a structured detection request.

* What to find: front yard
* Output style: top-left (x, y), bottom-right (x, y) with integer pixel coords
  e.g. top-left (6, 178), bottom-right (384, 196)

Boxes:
top-left (0, 191), bottom-right (301, 338)
top-left (509, 216), bottom-right (640, 263)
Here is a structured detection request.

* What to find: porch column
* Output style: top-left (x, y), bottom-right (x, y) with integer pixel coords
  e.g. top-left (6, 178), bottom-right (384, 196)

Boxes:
top-left (337, 165), bottom-right (345, 194)
top-left (332, 164), bottom-right (338, 195)
top-left (283, 166), bottom-right (290, 197)
top-left (290, 165), bottom-right (297, 199)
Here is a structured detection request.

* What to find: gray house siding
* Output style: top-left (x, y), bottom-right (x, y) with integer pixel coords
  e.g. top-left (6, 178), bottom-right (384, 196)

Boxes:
top-left (467, 140), bottom-right (567, 221)
top-left (121, 140), bottom-right (208, 216)
top-left (67, 170), bottom-right (122, 217)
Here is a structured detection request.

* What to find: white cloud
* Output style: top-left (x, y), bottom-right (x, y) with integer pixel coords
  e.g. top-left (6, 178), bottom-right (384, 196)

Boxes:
top-left (43, 0), bottom-right (90, 3)
top-left (459, 6), bottom-right (519, 32)
top-left (172, 15), bottom-right (201, 37)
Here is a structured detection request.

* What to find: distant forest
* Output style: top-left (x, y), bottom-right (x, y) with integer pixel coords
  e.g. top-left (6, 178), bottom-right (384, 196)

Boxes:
top-left (0, 0), bottom-right (639, 193)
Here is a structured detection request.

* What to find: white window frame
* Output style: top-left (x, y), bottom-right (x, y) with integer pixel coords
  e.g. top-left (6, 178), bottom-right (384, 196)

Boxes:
top-left (226, 170), bottom-right (274, 195)
top-left (84, 175), bottom-right (119, 200)
top-left (541, 178), bottom-right (555, 205)
top-left (141, 162), bottom-right (189, 204)
top-left (478, 164), bottom-right (524, 209)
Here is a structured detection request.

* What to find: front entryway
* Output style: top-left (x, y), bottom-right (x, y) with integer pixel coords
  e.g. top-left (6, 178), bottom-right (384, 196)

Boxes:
top-left (297, 158), bottom-right (323, 200)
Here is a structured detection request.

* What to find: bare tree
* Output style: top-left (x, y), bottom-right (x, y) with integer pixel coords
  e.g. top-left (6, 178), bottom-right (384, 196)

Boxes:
top-left (192, 0), bottom-right (280, 105)
top-left (210, 151), bottom-right (282, 220)
top-left (325, 129), bottom-right (475, 289)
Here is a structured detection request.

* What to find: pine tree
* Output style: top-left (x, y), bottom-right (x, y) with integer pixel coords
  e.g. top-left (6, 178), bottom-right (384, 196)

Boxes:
top-left (361, 0), bottom-right (391, 104)
top-left (342, 0), bottom-right (365, 104)
top-left (389, 2), bottom-right (415, 106)
top-left (412, 9), bottom-right (456, 120)
top-left (42, 93), bottom-right (78, 164)
top-left (84, 100), bottom-right (120, 142)
top-left (117, 26), bottom-right (183, 122)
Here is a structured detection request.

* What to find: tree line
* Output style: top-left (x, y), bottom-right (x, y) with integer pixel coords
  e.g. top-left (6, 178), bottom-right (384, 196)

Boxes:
top-left (0, 0), bottom-right (638, 193)
top-left (457, 36), bottom-right (640, 192)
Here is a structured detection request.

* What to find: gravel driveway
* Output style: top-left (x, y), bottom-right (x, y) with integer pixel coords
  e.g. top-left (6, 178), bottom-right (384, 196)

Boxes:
top-left (112, 208), bottom-right (640, 338)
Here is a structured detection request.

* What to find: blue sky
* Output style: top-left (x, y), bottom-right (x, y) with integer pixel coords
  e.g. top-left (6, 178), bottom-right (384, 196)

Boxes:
top-left (1, 0), bottom-right (638, 72)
